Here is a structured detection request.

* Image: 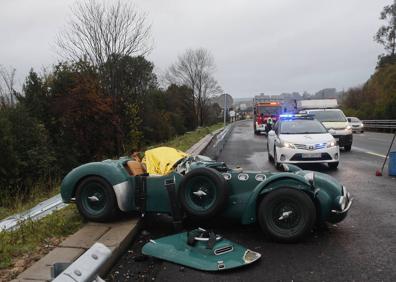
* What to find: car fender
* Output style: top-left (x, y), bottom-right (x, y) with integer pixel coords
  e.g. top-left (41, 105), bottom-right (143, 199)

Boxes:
top-left (60, 161), bottom-right (131, 211)
top-left (240, 173), bottom-right (314, 224)
top-left (311, 172), bottom-right (345, 221)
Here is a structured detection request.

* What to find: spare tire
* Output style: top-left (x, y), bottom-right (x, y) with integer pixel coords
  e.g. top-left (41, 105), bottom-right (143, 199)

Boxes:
top-left (178, 167), bottom-right (228, 219)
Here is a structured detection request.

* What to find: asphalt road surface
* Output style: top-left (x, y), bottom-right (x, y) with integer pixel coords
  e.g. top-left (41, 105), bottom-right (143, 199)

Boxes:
top-left (107, 120), bottom-right (396, 282)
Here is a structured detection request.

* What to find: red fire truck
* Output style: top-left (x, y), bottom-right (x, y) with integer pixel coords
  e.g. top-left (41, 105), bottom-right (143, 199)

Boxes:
top-left (253, 98), bottom-right (283, 134)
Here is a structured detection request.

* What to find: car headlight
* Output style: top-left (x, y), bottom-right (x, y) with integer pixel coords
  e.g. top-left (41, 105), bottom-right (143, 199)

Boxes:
top-left (277, 140), bottom-right (296, 149)
top-left (345, 125), bottom-right (352, 131)
top-left (360, 124), bottom-right (364, 127)
top-left (327, 140), bottom-right (337, 148)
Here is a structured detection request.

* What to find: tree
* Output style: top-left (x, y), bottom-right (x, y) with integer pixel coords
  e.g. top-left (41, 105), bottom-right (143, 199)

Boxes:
top-left (48, 62), bottom-right (116, 169)
top-left (57, 0), bottom-right (152, 155)
top-left (166, 48), bottom-right (222, 126)
top-left (0, 65), bottom-right (17, 107)
top-left (101, 55), bottom-right (158, 151)
top-left (56, 0), bottom-right (151, 66)
top-left (375, 1), bottom-right (396, 56)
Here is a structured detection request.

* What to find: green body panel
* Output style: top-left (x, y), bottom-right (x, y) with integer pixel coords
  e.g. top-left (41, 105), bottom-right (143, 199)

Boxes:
top-left (61, 158), bottom-right (129, 202)
top-left (145, 173), bottom-right (182, 213)
top-left (238, 172), bottom-right (314, 224)
top-left (142, 231), bottom-right (261, 271)
top-left (310, 172), bottom-right (343, 220)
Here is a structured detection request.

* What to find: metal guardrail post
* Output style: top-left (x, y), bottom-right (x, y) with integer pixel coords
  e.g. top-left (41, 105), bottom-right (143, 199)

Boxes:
top-left (52, 242), bottom-right (111, 282)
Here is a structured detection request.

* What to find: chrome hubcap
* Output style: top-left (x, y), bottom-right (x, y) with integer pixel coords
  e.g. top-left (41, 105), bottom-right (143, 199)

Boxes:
top-left (278, 210), bottom-right (293, 221)
top-left (193, 188), bottom-right (208, 197)
top-left (88, 195), bottom-right (100, 202)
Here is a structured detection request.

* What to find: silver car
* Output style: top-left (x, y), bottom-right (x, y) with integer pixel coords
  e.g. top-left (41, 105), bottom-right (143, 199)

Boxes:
top-left (347, 117), bottom-right (364, 133)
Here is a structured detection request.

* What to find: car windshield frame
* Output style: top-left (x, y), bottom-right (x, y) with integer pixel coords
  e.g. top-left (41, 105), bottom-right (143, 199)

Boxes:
top-left (279, 119), bottom-right (328, 135)
top-left (348, 117), bottom-right (361, 123)
top-left (309, 110), bottom-right (347, 122)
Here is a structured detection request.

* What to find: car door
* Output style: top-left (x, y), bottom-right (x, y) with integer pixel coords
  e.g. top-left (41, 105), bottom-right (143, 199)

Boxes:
top-left (267, 121), bottom-right (280, 157)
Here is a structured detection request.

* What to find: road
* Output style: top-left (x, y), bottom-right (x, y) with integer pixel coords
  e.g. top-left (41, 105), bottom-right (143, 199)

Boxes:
top-left (107, 120), bottom-right (396, 282)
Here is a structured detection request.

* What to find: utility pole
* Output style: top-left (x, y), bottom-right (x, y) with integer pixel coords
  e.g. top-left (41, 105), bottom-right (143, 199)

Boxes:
top-left (224, 93), bottom-right (227, 127)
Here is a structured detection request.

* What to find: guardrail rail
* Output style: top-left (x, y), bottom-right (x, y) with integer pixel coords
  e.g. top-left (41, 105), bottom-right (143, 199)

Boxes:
top-left (362, 120), bottom-right (396, 131)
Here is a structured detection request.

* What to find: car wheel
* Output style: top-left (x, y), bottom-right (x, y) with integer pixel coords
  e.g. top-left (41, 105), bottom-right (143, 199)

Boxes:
top-left (178, 167), bottom-right (228, 219)
top-left (344, 145), bottom-right (352, 152)
top-left (75, 176), bottom-right (118, 222)
top-left (273, 146), bottom-right (281, 170)
top-left (258, 188), bottom-right (316, 243)
top-left (328, 162), bottom-right (339, 169)
top-left (267, 142), bottom-right (274, 162)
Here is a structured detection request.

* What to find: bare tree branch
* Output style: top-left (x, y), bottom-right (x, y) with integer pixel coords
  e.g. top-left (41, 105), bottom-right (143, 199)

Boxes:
top-left (0, 65), bottom-right (17, 107)
top-left (56, 0), bottom-right (152, 66)
top-left (375, 2), bottom-right (396, 56)
top-left (165, 48), bottom-right (222, 126)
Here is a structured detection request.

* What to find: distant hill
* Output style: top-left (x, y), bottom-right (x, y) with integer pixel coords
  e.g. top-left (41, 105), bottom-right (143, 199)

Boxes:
top-left (341, 62), bottom-right (396, 119)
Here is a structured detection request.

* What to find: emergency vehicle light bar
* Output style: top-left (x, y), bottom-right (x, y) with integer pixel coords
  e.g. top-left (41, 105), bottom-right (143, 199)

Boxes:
top-left (279, 113), bottom-right (314, 119)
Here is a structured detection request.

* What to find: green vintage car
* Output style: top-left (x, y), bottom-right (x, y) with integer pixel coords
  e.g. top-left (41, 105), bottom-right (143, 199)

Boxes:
top-left (61, 152), bottom-right (352, 242)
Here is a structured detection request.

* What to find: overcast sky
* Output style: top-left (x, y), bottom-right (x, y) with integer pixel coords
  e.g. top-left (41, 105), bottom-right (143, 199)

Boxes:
top-left (0, 0), bottom-right (390, 98)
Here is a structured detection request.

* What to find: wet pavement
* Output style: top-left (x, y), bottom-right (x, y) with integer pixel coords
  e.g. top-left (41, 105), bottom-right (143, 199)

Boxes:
top-left (107, 120), bottom-right (396, 282)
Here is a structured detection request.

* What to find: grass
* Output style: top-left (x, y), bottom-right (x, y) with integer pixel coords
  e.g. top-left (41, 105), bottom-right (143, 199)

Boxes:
top-left (0, 205), bottom-right (83, 279)
top-left (162, 123), bottom-right (223, 152)
top-left (0, 183), bottom-right (61, 221)
top-left (0, 123), bottom-right (223, 277)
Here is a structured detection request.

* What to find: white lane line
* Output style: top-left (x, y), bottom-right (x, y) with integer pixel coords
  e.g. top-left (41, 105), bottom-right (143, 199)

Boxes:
top-left (352, 146), bottom-right (386, 158)
top-left (367, 137), bottom-right (387, 142)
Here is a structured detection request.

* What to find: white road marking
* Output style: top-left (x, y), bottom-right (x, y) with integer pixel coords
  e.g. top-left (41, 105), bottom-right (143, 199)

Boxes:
top-left (367, 137), bottom-right (387, 142)
top-left (352, 146), bottom-right (386, 158)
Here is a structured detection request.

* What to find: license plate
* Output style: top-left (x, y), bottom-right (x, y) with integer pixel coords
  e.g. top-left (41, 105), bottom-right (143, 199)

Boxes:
top-left (302, 153), bottom-right (321, 158)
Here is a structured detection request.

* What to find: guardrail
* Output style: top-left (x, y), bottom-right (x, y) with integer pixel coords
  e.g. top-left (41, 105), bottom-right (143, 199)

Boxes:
top-left (0, 194), bottom-right (67, 231)
top-left (362, 120), bottom-right (396, 130)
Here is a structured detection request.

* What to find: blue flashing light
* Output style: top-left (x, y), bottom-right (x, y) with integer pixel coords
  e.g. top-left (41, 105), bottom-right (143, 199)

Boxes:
top-left (279, 113), bottom-right (315, 120)
top-left (280, 114), bottom-right (294, 118)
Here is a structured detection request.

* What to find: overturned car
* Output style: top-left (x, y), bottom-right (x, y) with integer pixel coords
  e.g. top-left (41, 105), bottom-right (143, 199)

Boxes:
top-left (61, 147), bottom-right (352, 242)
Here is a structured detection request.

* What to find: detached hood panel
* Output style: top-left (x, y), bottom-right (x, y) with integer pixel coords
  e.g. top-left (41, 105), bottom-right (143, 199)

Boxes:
top-left (142, 229), bottom-right (261, 271)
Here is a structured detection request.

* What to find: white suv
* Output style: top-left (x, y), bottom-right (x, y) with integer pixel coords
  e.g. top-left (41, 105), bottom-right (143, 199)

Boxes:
top-left (302, 109), bottom-right (353, 151)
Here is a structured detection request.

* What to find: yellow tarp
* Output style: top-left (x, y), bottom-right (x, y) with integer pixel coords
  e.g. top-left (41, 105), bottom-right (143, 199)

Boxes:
top-left (142, 147), bottom-right (188, 175)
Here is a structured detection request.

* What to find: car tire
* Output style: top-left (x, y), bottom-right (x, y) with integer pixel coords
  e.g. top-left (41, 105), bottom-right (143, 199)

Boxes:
top-left (258, 188), bottom-right (316, 243)
top-left (75, 176), bottom-right (118, 222)
top-left (344, 145), bottom-right (352, 152)
top-left (178, 167), bottom-right (228, 219)
top-left (273, 146), bottom-right (281, 170)
top-left (328, 162), bottom-right (339, 169)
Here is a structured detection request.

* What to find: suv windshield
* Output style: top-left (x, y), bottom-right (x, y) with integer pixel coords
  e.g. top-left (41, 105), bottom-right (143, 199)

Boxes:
top-left (280, 119), bottom-right (328, 134)
top-left (310, 110), bottom-right (346, 122)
